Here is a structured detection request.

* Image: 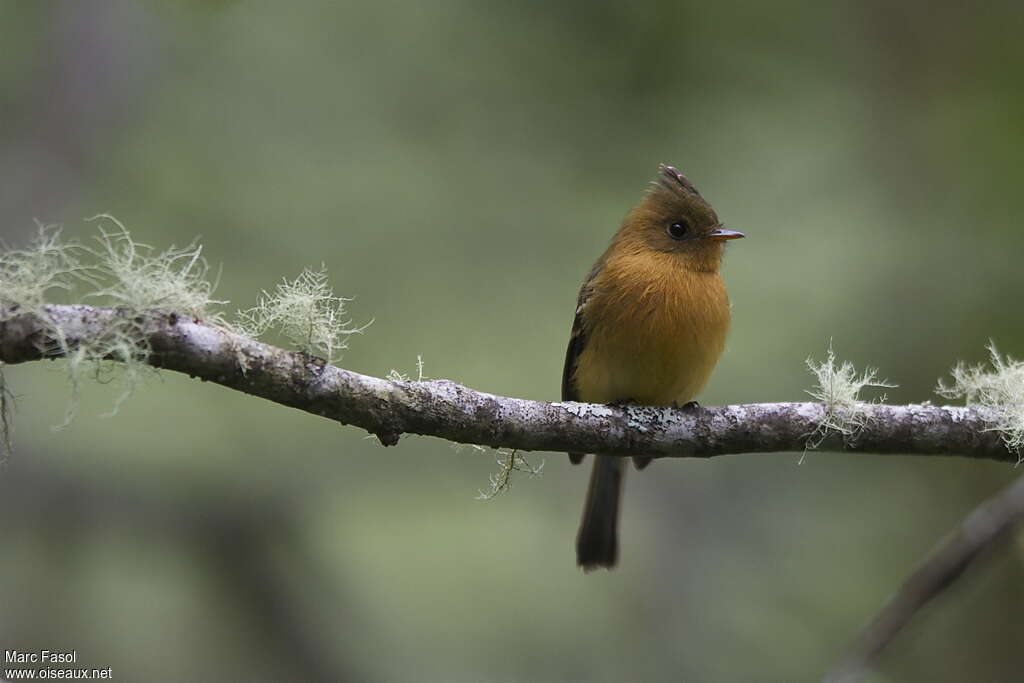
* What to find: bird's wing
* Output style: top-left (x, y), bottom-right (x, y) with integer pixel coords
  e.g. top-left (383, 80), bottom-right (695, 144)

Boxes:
top-left (562, 261), bottom-right (603, 465)
top-left (562, 259), bottom-right (603, 402)
top-left (561, 307), bottom-right (586, 403)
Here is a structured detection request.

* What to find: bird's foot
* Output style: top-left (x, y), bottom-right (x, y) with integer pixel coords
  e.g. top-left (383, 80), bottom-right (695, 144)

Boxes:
top-left (672, 400), bottom-right (700, 411)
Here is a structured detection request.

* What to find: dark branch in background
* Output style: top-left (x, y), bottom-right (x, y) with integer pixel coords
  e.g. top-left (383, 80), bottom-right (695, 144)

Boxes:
top-left (2, 303), bottom-right (1022, 680)
top-left (824, 473), bottom-right (1024, 683)
top-left (0, 304), bottom-right (1015, 462)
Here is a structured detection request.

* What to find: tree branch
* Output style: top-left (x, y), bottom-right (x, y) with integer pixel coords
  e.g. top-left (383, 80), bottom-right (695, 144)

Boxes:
top-left (825, 472), bottom-right (1024, 683)
top-left (0, 304), bottom-right (1013, 461)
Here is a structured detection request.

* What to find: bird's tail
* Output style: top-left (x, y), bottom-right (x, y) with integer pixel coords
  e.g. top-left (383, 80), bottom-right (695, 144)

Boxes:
top-left (576, 455), bottom-right (624, 570)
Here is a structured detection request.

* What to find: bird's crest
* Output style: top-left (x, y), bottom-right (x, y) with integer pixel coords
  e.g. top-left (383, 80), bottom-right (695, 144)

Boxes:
top-left (655, 164), bottom-right (702, 198)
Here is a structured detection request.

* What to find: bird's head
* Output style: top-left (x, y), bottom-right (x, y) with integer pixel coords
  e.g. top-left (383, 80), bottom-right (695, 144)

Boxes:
top-left (620, 164), bottom-right (743, 272)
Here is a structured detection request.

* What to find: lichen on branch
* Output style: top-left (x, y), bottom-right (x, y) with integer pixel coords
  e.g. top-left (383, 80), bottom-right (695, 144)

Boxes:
top-left (0, 223), bottom-right (83, 313)
top-left (0, 304), bottom-right (1015, 463)
top-left (0, 222), bottom-right (1021, 470)
top-left (236, 265), bottom-right (370, 363)
top-left (938, 342), bottom-right (1024, 460)
top-left (804, 342), bottom-right (895, 455)
top-left (0, 218), bottom-right (364, 437)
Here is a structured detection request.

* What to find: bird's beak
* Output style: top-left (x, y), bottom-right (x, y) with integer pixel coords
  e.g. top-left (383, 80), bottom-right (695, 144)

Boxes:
top-left (707, 228), bottom-right (745, 241)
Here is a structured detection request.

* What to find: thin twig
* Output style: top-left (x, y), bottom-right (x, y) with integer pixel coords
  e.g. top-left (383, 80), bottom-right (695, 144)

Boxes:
top-left (824, 473), bottom-right (1024, 683)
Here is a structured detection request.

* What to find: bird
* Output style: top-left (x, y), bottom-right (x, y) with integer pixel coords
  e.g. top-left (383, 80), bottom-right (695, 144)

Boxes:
top-left (561, 164), bottom-right (743, 570)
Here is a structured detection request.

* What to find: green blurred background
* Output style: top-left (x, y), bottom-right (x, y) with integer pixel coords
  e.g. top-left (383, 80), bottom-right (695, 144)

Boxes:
top-left (2, 1), bottom-right (1023, 681)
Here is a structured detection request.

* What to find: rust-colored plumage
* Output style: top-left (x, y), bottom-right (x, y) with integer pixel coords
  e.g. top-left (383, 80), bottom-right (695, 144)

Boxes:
top-left (563, 165), bottom-right (743, 570)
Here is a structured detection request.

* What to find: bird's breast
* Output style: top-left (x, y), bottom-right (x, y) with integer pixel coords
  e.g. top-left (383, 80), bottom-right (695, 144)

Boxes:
top-left (574, 260), bottom-right (731, 406)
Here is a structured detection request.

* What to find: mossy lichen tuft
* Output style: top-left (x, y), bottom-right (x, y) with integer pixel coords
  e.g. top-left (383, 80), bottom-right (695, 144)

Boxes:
top-left (0, 223), bottom-right (83, 314)
top-left (804, 341), bottom-right (895, 457)
top-left (87, 215), bottom-right (227, 324)
top-left (1, 218), bottom-right (372, 458)
top-left (475, 449), bottom-right (544, 500)
top-left (937, 342), bottom-right (1024, 460)
top-left (237, 266), bottom-right (369, 363)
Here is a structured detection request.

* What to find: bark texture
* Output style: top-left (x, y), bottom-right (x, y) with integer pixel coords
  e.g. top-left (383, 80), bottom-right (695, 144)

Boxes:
top-left (0, 304), bottom-right (1013, 462)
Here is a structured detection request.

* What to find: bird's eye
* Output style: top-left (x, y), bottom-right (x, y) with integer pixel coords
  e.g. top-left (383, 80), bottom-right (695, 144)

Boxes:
top-left (667, 220), bottom-right (690, 240)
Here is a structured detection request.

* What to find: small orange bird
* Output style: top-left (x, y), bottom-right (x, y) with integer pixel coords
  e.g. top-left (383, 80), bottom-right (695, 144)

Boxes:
top-left (562, 164), bottom-right (743, 570)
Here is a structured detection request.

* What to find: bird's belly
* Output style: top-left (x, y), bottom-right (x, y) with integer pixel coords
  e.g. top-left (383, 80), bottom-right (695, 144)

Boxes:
top-left (573, 314), bottom-right (727, 406)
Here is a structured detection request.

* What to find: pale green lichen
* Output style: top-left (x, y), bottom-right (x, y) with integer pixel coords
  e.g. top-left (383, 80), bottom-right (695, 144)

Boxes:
top-left (87, 215), bottom-right (228, 324)
top-left (452, 441), bottom-right (545, 500)
top-left (1, 218), bottom-right (372, 458)
top-left (0, 225), bottom-right (87, 438)
top-left (475, 448), bottom-right (544, 500)
top-left (937, 342), bottom-right (1024, 459)
top-left (804, 341), bottom-right (895, 458)
top-left (63, 215), bottom-right (231, 421)
top-left (0, 223), bottom-right (84, 314)
top-left (1, 218), bottom-right (233, 431)
top-left (386, 355), bottom-right (426, 382)
top-left (237, 266), bottom-right (369, 363)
